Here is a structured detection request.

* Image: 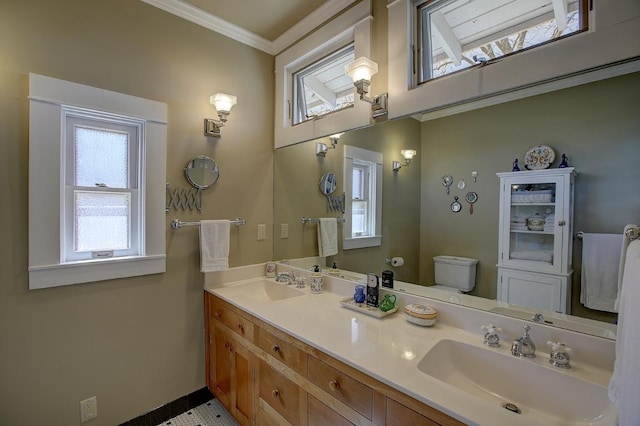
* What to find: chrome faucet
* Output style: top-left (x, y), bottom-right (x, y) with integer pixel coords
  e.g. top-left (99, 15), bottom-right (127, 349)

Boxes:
top-left (511, 324), bottom-right (536, 358)
top-left (276, 270), bottom-right (295, 285)
top-left (531, 313), bottom-right (545, 323)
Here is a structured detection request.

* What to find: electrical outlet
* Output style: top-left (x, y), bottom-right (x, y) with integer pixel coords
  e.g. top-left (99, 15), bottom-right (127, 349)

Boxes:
top-left (280, 223), bottom-right (289, 239)
top-left (257, 224), bottom-right (266, 241)
top-left (80, 396), bottom-right (97, 423)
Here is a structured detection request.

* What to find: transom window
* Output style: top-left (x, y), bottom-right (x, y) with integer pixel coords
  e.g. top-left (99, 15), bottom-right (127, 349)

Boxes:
top-left (417, 0), bottom-right (588, 83)
top-left (292, 44), bottom-right (355, 125)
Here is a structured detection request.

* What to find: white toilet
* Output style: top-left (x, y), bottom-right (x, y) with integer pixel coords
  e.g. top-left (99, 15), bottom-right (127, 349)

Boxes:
top-left (432, 255), bottom-right (478, 293)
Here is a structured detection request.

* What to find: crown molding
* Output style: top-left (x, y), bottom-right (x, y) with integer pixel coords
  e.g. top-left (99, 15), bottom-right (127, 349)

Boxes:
top-left (140, 0), bottom-right (359, 55)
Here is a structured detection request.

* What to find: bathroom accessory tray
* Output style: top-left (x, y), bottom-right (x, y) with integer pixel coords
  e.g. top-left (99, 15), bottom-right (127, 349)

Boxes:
top-left (339, 298), bottom-right (398, 318)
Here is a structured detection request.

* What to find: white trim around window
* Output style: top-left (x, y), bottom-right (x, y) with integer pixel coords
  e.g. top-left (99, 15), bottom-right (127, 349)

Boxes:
top-left (343, 145), bottom-right (382, 250)
top-left (275, 0), bottom-right (373, 148)
top-left (28, 73), bottom-right (167, 289)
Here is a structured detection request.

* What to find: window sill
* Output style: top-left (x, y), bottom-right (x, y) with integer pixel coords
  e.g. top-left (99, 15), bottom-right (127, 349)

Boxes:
top-left (28, 255), bottom-right (166, 290)
top-left (343, 235), bottom-right (381, 250)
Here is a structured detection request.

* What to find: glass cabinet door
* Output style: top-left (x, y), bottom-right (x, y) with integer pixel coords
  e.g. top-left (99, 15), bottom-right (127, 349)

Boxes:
top-left (502, 175), bottom-right (566, 273)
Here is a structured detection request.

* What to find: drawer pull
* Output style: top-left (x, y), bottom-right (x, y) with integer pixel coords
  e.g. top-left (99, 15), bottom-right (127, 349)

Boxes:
top-left (215, 310), bottom-right (222, 318)
top-left (237, 323), bottom-right (244, 332)
top-left (272, 388), bottom-right (280, 398)
top-left (272, 344), bottom-right (281, 353)
top-left (329, 380), bottom-right (340, 391)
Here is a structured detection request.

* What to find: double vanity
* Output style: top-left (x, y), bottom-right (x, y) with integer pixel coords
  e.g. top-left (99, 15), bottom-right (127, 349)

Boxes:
top-left (204, 263), bottom-right (617, 425)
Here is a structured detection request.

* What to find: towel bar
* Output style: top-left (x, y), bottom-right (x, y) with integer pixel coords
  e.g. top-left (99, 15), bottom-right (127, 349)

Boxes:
top-left (171, 218), bottom-right (246, 229)
top-left (301, 217), bottom-right (346, 224)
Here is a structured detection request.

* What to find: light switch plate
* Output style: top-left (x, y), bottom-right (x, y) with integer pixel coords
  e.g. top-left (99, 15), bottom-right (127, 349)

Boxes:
top-left (257, 224), bottom-right (266, 240)
top-left (80, 396), bottom-right (97, 423)
top-left (280, 223), bottom-right (289, 239)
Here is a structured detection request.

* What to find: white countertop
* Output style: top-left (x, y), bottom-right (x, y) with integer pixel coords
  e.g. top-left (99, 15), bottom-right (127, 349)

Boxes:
top-left (205, 272), bottom-right (615, 426)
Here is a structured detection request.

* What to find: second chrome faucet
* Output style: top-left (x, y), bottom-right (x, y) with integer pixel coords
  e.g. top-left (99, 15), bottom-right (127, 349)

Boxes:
top-left (511, 324), bottom-right (536, 358)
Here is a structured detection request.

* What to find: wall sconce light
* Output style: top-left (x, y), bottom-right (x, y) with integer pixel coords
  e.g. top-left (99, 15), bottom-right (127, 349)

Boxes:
top-left (204, 93), bottom-right (237, 137)
top-left (316, 133), bottom-right (344, 157)
top-left (344, 57), bottom-right (388, 118)
top-left (393, 149), bottom-right (417, 172)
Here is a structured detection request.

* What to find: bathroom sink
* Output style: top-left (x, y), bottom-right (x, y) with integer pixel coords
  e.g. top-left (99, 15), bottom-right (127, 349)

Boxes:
top-left (219, 279), bottom-right (305, 302)
top-left (418, 339), bottom-right (616, 425)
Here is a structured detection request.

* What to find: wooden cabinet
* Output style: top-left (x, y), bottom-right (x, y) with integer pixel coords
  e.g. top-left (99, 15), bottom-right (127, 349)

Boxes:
top-left (496, 168), bottom-right (576, 313)
top-left (205, 292), bottom-right (465, 426)
top-left (210, 323), bottom-right (254, 426)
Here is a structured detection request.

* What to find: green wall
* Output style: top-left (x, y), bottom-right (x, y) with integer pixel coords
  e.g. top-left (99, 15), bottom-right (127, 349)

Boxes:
top-left (0, 1), bottom-right (274, 424)
top-left (420, 72), bottom-right (640, 322)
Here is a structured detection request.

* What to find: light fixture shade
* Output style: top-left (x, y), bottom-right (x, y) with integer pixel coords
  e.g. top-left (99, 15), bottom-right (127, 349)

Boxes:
top-left (210, 93), bottom-right (237, 113)
top-left (401, 149), bottom-right (417, 161)
top-left (344, 57), bottom-right (379, 82)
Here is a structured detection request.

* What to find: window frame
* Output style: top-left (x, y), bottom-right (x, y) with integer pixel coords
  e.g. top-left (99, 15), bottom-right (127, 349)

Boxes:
top-left (387, 0), bottom-right (640, 121)
top-left (28, 73), bottom-right (167, 290)
top-left (343, 145), bottom-right (382, 250)
top-left (274, 0), bottom-right (373, 148)
top-left (63, 109), bottom-right (143, 262)
top-left (415, 0), bottom-right (589, 84)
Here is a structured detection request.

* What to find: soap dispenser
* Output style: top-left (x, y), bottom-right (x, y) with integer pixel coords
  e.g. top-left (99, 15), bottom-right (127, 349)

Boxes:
top-left (310, 265), bottom-right (323, 294)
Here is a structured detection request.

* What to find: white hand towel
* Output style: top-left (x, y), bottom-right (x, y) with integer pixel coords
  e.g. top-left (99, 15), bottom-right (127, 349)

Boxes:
top-left (199, 220), bottom-right (230, 272)
top-left (580, 233), bottom-right (623, 312)
top-left (615, 224), bottom-right (640, 311)
top-left (609, 239), bottom-right (640, 425)
top-left (317, 218), bottom-right (338, 257)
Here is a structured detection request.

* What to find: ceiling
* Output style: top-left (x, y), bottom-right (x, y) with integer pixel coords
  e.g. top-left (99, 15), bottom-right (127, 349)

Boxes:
top-left (140, 0), bottom-right (358, 54)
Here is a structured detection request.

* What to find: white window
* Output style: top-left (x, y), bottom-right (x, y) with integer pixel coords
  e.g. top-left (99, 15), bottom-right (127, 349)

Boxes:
top-left (343, 145), bottom-right (382, 250)
top-left (292, 44), bottom-right (355, 125)
top-left (28, 74), bottom-right (167, 289)
top-left (417, 0), bottom-right (588, 83)
top-left (274, 0), bottom-right (373, 148)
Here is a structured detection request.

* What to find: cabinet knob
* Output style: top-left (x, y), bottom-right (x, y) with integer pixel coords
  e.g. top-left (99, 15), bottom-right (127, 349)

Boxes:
top-left (215, 310), bottom-right (222, 318)
top-left (272, 388), bottom-right (280, 398)
top-left (558, 220), bottom-right (566, 226)
top-left (329, 380), bottom-right (340, 391)
top-left (237, 323), bottom-right (244, 332)
top-left (272, 344), bottom-right (281, 353)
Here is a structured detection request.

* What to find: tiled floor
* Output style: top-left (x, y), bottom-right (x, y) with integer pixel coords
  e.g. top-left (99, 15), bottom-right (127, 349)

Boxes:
top-left (156, 399), bottom-right (237, 426)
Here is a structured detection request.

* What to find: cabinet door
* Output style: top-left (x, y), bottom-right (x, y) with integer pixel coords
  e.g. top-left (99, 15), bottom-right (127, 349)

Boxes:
top-left (307, 394), bottom-right (354, 426)
top-left (498, 268), bottom-right (568, 313)
top-left (498, 170), bottom-right (573, 274)
top-left (258, 359), bottom-right (300, 425)
top-left (386, 398), bottom-right (438, 426)
top-left (212, 323), bottom-right (254, 426)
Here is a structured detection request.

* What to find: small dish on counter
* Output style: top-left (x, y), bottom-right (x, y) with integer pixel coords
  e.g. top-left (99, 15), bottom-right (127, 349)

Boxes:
top-left (404, 304), bottom-right (438, 327)
top-left (339, 297), bottom-right (398, 318)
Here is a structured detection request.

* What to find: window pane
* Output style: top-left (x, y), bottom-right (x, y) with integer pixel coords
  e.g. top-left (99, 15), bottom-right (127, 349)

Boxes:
top-left (75, 191), bottom-right (130, 252)
top-left (352, 168), bottom-right (363, 200)
top-left (293, 44), bottom-right (355, 124)
top-left (352, 200), bottom-right (368, 236)
top-left (420, 0), bottom-right (585, 82)
top-left (75, 126), bottom-right (129, 188)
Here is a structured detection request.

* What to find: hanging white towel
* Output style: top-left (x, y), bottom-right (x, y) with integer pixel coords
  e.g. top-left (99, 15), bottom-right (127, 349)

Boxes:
top-left (199, 220), bottom-right (230, 272)
top-left (615, 224), bottom-right (640, 311)
top-left (609, 238), bottom-right (640, 425)
top-left (317, 218), bottom-right (338, 257)
top-left (580, 233), bottom-right (623, 312)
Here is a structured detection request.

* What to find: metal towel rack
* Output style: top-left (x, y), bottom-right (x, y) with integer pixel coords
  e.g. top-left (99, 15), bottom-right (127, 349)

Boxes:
top-left (577, 227), bottom-right (640, 241)
top-left (300, 216), bottom-right (346, 224)
top-left (170, 218), bottom-right (246, 229)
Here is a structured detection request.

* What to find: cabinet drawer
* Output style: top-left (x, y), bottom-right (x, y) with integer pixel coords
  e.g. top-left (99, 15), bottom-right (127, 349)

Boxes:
top-left (307, 356), bottom-right (372, 419)
top-left (258, 327), bottom-right (306, 375)
top-left (259, 359), bottom-right (300, 425)
top-left (211, 298), bottom-right (255, 341)
top-left (307, 394), bottom-right (354, 426)
top-left (386, 398), bottom-right (438, 426)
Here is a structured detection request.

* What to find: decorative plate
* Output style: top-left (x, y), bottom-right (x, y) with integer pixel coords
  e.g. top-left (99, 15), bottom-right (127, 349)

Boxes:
top-left (524, 145), bottom-right (555, 170)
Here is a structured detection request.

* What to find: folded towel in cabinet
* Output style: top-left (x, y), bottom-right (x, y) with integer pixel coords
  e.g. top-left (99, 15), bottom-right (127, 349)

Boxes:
top-left (510, 251), bottom-right (553, 263)
top-left (199, 220), bottom-right (230, 272)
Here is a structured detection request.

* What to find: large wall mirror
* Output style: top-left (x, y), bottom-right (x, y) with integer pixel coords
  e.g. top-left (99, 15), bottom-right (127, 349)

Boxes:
top-left (274, 71), bottom-right (640, 340)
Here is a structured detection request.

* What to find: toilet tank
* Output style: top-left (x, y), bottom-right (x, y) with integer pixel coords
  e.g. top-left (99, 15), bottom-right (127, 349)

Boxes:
top-left (433, 256), bottom-right (478, 291)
